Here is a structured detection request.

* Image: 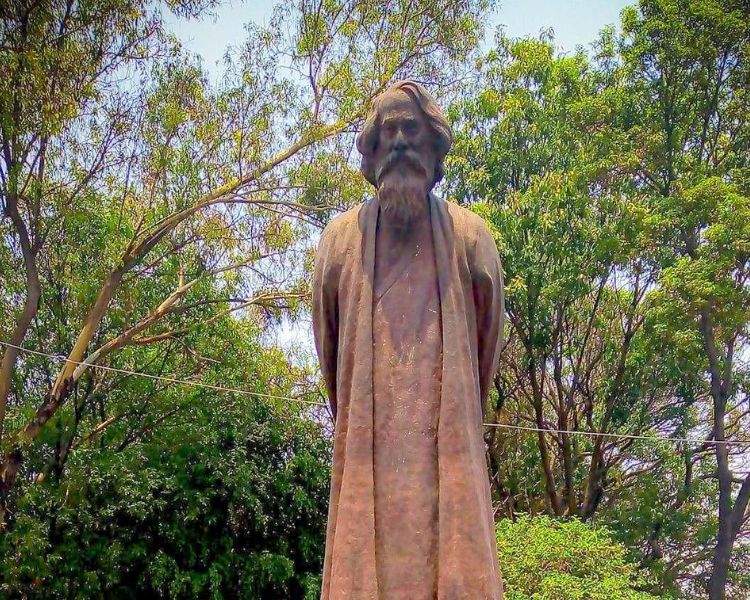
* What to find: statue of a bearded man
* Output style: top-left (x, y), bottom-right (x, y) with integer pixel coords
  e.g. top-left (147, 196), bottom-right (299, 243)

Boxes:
top-left (312, 80), bottom-right (505, 600)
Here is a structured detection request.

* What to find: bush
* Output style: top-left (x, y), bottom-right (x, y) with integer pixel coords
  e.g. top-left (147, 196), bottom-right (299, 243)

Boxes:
top-left (0, 399), bottom-right (331, 599)
top-left (497, 515), bottom-right (669, 600)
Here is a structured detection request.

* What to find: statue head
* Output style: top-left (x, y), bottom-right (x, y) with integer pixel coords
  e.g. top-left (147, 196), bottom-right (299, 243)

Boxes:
top-left (356, 81), bottom-right (452, 229)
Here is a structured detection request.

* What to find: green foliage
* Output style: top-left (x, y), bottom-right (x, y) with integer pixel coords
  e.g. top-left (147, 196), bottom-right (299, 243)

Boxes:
top-left (497, 515), bottom-right (666, 600)
top-left (1, 0), bottom-right (497, 597)
top-left (448, 1), bottom-right (750, 597)
top-left (2, 0), bottom-right (749, 598)
top-left (0, 376), bottom-right (331, 599)
top-left (448, 27), bottom-right (671, 526)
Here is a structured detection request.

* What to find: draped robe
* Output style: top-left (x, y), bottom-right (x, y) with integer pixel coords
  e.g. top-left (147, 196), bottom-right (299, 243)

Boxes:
top-left (312, 193), bottom-right (505, 600)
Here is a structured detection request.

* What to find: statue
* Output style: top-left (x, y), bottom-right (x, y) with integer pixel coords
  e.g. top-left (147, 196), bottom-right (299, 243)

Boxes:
top-left (312, 80), bottom-right (505, 599)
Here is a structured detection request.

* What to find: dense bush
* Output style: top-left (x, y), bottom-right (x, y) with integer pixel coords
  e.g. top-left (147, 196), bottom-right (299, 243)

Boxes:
top-left (0, 398), bottom-right (331, 599)
top-left (497, 515), bottom-right (667, 600)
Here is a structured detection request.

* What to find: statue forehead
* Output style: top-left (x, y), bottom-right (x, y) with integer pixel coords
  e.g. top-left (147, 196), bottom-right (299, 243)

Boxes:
top-left (376, 88), bottom-right (423, 120)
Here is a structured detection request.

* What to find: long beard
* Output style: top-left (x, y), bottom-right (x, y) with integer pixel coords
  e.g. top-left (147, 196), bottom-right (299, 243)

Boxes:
top-left (375, 149), bottom-right (431, 232)
top-left (377, 174), bottom-right (428, 232)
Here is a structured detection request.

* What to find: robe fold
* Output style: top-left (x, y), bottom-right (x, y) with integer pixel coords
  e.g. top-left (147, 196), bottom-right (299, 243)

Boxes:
top-left (372, 210), bottom-right (441, 599)
top-left (312, 192), bottom-right (505, 600)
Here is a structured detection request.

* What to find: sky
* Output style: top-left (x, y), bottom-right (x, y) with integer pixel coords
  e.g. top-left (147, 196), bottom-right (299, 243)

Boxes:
top-left (163, 0), bottom-right (632, 81)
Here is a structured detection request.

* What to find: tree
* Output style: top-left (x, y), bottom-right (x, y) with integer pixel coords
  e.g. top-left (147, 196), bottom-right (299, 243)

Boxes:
top-left (0, 0), bottom-right (219, 521)
top-left (0, 322), bottom-right (333, 598)
top-left (447, 1), bottom-right (750, 595)
top-left (619, 1), bottom-right (750, 597)
top-left (447, 31), bottom-right (673, 523)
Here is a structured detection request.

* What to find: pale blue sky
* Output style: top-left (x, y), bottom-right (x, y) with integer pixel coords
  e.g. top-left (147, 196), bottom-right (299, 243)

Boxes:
top-left (163, 0), bottom-right (632, 80)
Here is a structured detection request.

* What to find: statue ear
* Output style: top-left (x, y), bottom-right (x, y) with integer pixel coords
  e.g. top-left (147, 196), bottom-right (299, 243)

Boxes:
top-left (357, 112), bottom-right (380, 187)
top-left (356, 121), bottom-right (379, 157)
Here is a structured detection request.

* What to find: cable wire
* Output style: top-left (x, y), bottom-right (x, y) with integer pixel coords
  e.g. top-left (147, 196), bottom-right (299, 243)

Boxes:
top-left (2, 339), bottom-right (749, 447)
top-left (0, 340), bottom-right (326, 407)
top-left (482, 422), bottom-right (750, 447)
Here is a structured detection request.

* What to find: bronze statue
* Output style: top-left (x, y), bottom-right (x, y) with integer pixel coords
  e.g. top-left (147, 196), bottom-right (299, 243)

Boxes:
top-left (312, 80), bottom-right (505, 599)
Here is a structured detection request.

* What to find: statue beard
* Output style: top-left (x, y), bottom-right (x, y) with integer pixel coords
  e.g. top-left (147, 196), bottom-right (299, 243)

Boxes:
top-left (375, 151), bottom-right (430, 232)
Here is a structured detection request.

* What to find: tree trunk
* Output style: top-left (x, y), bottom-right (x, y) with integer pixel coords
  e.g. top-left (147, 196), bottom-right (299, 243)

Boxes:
top-left (708, 517), bottom-right (732, 600)
top-left (580, 438), bottom-right (606, 520)
top-left (559, 410), bottom-right (576, 515)
top-left (532, 402), bottom-right (562, 516)
top-left (700, 308), bottom-right (749, 600)
top-left (0, 192), bottom-right (42, 440)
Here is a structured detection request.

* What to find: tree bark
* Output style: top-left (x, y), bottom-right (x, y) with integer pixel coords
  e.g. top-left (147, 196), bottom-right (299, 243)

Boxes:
top-left (0, 192), bottom-right (41, 440)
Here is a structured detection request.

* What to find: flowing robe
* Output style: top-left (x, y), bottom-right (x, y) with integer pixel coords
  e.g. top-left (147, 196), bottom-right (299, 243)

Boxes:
top-left (312, 193), bottom-right (505, 600)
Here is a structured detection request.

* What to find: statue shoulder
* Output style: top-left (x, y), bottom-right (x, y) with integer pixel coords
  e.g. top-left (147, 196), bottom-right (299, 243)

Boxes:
top-left (317, 201), bottom-right (369, 257)
top-left (321, 202), bottom-right (362, 236)
top-left (444, 199), bottom-right (495, 246)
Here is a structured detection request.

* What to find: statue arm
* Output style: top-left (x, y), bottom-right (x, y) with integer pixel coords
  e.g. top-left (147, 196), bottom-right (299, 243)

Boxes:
top-left (312, 225), bottom-right (340, 421)
top-left (472, 221), bottom-right (505, 409)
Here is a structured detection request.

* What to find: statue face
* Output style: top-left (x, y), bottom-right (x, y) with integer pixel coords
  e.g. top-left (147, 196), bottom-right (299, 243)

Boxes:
top-left (372, 89), bottom-right (437, 195)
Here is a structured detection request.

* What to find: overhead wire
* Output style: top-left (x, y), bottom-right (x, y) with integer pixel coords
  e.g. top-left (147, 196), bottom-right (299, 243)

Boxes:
top-left (0, 340), bottom-right (325, 407)
top-left (2, 339), bottom-right (749, 447)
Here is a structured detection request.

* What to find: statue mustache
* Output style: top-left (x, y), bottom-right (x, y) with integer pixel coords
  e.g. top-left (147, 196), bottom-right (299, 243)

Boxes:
top-left (376, 149), bottom-right (427, 183)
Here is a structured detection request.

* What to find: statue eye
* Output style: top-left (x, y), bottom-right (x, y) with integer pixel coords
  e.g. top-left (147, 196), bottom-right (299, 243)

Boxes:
top-left (404, 120), bottom-right (419, 135)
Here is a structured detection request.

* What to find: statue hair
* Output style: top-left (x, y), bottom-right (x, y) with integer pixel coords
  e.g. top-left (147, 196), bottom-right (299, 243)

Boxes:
top-left (356, 80), bottom-right (453, 188)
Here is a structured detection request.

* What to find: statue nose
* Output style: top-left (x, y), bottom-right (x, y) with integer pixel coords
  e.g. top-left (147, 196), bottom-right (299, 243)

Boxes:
top-left (393, 131), bottom-right (408, 153)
